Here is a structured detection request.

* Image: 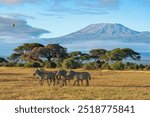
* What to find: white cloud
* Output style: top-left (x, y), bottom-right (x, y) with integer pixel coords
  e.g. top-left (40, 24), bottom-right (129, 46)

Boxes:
top-left (0, 0), bottom-right (20, 4)
top-left (0, 0), bottom-right (39, 4)
top-left (48, 0), bottom-right (120, 15)
top-left (0, 13), bottom-right (36, 20)
top-left (0, 0), bottom-right (120, 15)
top-left (0, 16), bottom-right (49, 43)
top-left (62, 40), bottom-right (150, 53)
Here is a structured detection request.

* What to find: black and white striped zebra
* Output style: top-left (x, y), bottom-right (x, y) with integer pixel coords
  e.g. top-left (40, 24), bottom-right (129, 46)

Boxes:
top-left (33, 68), bottom-right (56, 86)
top-left (67, 70), bottom-right (91, 86)
top-left (55, 69), bottom-right (68, 86)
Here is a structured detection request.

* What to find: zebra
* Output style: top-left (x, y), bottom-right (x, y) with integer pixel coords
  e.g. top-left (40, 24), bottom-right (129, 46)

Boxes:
top-left (55, 69), bottom-right (68, 86)
top-left (66, 70), bottom-right (91, 86)
top-left (33, 68), bottom-right (56, 86)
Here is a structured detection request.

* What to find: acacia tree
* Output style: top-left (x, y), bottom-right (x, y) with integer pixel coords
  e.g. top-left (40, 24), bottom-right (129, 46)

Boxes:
top-left (14, 43), bottom-right (44, 54)
top-left (79, 54), bottom-right (91, 63)
top-left (68, 51), bottom-right (82, 58)
top-left (101, 48), bottom-right (141, 64)
top-left (46, 44), bottom-right (67, 61)
top-left (27, 44), bottom-right (67, 64)
top-left (89, 49), bottom-right (107, 62)
top-left (0, 57), bottom-right (8, 63)
top-left (68, 51), bottom-right (90, 65)
top-left (7, 53), bottom-right (21, 63)
top-left (11, 43), bottom-right (45, 63)
top-left (121, 48), bottom-right (141, 61)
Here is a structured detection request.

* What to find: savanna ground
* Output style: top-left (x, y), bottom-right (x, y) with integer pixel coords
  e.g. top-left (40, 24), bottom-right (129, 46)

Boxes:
top-left (0, 67), bottom-right (150, 100)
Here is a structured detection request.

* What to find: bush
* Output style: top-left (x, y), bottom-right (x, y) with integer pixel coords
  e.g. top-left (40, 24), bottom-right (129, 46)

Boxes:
top-left (62, 58), bottom-right (81, 69)
top-left (110, 61), bottom-right (125, 70)
top-left (101, 63), bottom-right (110, 70)
top-left (83, 62), bottom-right (100, 70)
top-left (55, 61), bottom-right (62, 68)
top-left (125, 62), bottom-right (140, 70)
top-left (16, 63), bottom-right (24, 67)
top-left (24, 62), bottom-right (41, 68)
top-left (139, 64), bottom-right (145, 70)
top-left (44, 61), bottom-right (57, 68)
top-left (0, 57), bottom-right (8, 63)
top-left (144, 65), bottom-right (150, 70)
top-left (0, 57), bottom-right (9, 66)
top-left (128, 64), bottom-right (139, 70)
top-left (3, 62), bottom-right (16, 67)
top-left (0, 63), bottom-right (4, 67)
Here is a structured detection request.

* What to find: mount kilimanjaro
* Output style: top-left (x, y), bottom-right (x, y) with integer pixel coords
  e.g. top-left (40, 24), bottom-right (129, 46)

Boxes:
top-left (47, 23), bottom-right (150, 44)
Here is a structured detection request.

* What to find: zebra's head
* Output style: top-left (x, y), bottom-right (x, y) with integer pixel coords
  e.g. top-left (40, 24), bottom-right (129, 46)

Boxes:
top-left (66, 70), bottom-right (76, 76)
top-left (56, 69), bottom-right (67, 77)
top-left (33, 68), bottom-right (41, 77)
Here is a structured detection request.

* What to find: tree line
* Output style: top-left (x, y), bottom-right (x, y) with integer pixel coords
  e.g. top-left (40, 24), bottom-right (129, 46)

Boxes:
top-left (0, 43), bottom-right (150, 70)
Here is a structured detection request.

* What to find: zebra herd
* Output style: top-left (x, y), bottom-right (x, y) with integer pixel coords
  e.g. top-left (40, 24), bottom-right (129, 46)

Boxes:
top-left (33, 68), bottom-right (91, 86)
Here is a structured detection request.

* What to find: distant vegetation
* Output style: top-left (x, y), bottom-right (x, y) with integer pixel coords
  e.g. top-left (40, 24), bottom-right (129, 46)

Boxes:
top-left (0, 43), bottom-right (150, 70)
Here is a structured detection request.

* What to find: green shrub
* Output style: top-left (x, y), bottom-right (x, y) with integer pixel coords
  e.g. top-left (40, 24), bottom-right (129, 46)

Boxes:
top-left (3, 62), bottom-right (16, 67)
top-left (16, 63), bottom-right (24, 67)
top-left (62, 58), bottom-right (81, 69)
top-left (101, 63), bottom-right (110, 70)
top-left (55, 61), bottom-right (62, 68)
top-left (0, 57), bottom-right (8, 63)
top-left (83, 62), bottom-right (100, 70)
top-left (83, 63), bottom-right (94, 70)
top-left (0, 63), bottom-right (4, 67)
top-left (144, 65), bottom-right (150, 70)
top-left (128, 64), bottom-right (139, 70)
top-left (110, 61), bottom-right (125, 70)
top-left (125, 62), bottom-right (140, 70)
top-left (139, 64), bottom-right (145, 70)
top-left (44, 61), bottom-right (57, 68)
top-left (24, 62), bottom-right (41, 68)
top-left (0, 57), bottom-right (9, 66)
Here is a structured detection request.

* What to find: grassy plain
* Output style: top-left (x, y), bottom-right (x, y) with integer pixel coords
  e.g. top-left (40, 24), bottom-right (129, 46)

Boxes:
top-left (0, 67), bottom-right (150, 100)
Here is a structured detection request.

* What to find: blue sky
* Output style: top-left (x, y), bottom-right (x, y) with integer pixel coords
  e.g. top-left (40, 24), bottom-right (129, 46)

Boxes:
top-left (0, 0), bottom-right (150, 56)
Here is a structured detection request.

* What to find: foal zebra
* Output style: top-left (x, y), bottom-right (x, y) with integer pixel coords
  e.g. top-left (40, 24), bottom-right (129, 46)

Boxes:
top-left (33, 68), bottom-right (56, 86)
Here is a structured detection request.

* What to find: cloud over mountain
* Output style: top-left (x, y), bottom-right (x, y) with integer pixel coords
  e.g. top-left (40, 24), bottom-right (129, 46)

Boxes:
top-left (0, 16), bottom-right (49, 43)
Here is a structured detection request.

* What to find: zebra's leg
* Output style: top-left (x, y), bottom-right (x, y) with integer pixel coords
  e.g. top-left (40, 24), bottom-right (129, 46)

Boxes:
top-left (47, 79), bottom-right (50, 86)
top-left (62, 79), bottom-right (66, 86)
top-left (68, 79), bottom-right (70, 86)
top-left (73, 80), bottom-right (77, 86)
top-left (56, 76), bottom-right (60, 85)
top-left (81, 80), bottom-right (83, 86)
top-left (57, 80), bottom-right (59, 85)
top-left (86, 79), bottom-right (89, 86)
top-left (49, 79), bottom-right (52, 86)
top-left (77, 79), bottom-right (80, 86)
top-left (61, 80), bottom-right (65, 87)
top-left (53, 79), bottom-right (55, 86)
top-left (39, 79), bottom-right (42, 86)
top-left (64, 79), bottom-right (67, 86)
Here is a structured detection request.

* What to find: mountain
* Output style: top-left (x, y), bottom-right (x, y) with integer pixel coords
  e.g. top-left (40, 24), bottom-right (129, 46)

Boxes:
top-left (45, 23), bottom-right (150, 62)
top-left (47, 23), bottom-right (150, 44)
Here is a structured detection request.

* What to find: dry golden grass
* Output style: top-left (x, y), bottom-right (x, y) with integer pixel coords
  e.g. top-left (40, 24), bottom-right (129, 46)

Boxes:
top-left (0, 67), bottom-right (150, 100)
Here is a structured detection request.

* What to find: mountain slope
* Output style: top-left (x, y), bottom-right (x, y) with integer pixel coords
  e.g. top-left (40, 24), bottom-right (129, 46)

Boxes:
top-left (47, 23), bottom-right (150, 44)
